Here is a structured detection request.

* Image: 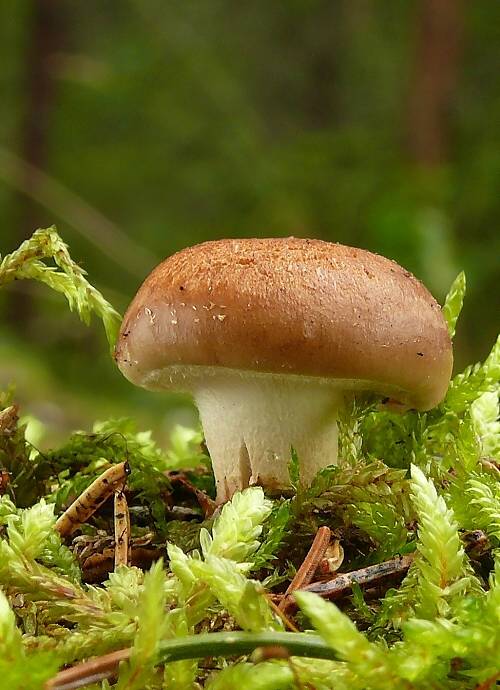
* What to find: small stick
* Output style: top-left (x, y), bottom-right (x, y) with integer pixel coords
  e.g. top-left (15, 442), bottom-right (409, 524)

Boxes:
top-left (301, 554), bottom-right (414, 601)
top-left (264, 592), bottom-right (300, 632)
top-left (55, 462), bottom-right (130, 537)
top-left (300, 529), bottom-right (487, 603)
top-left (45, 647), bottom-right (130, 690)
top-left (168, 472), bottom-right (217, 517)
top-left (46, 632), bottom-right (338, 690)
top-left (279, 526), bottom-right (331, 611)
top-left (114, 488), bottom-right (130, 568)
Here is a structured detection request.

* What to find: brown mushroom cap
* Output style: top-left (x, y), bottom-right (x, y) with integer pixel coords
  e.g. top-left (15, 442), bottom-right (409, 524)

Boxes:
top-left (115, 238), bottom-right (453, 410)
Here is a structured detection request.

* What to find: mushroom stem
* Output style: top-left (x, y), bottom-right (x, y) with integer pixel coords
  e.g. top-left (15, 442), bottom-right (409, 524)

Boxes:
top-left (193, 373), bottom-right (342, 503)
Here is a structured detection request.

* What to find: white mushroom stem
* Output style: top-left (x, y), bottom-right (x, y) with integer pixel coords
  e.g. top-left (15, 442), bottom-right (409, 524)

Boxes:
top-left (193, 372), bottom-right (343, 503)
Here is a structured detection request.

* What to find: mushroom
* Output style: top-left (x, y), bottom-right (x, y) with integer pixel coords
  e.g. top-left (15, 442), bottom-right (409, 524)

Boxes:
top-left (115, 238), bottom-right (452, 503)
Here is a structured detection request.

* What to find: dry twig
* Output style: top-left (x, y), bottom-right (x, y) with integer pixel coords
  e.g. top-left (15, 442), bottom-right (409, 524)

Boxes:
top-left (298, 530), bottom-right (489, 603)
top-left (301, 554), bottom-right (414, 601)
top-left (279, 526), bottom-right (331, 612)
top-left (46, 632), bottom-right (337, 690)
top-left (113, 488), bottom-right (130, 568)
top-left (55, 462), bottom-right (129, 537)
top-left (168, 472), bottom-right (217, 517)
top-left (45, 647), bottom-right (130, 690)
top-left (264, 592), bottom-right (300, 632)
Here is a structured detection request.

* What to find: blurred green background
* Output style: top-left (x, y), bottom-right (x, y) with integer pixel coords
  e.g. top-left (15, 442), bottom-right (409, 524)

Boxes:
top-left (1, 1), bottom-right (499, 447)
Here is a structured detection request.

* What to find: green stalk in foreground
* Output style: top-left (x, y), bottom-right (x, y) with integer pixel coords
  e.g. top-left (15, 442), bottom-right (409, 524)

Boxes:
top-left (47, 632), bottom-right (337, 690)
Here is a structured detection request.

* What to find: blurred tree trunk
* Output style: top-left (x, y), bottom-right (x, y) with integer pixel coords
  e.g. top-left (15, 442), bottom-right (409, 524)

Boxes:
top-left (407, 0), bottom-right (463, 166)
top-left (406, 0), bottom-right (471, 363)
top-left (306, 46), bottom-right (339, 130)
top-left (7, 0), bottom-right (64, 330)
top-left (304, 1), bottom-right (342, 130)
